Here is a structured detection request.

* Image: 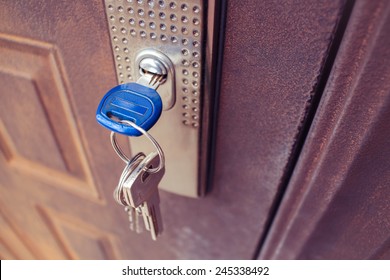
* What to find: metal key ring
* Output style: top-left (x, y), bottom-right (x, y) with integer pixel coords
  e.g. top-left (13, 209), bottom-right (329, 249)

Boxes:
top-left (111, 132), bottom-right (131, 163)
top-left (118, 152), bottom-right (145, 188)
top-left (110, 120), bottom-right (165, 174)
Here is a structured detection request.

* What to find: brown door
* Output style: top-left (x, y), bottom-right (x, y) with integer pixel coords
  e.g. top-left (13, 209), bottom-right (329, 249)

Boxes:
top-left (1, 0), bottom-right (389, 259)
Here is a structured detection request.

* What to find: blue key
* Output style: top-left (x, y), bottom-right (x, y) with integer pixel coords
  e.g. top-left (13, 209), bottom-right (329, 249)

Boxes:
top-left (96, 83), bottom-right (162, 136)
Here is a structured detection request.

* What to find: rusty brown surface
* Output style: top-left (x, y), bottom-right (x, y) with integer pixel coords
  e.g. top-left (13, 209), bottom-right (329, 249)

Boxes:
top-left (0, 0), bottom-right (347, 259)
top-left (260, 0), bottom-right (390, 259)
top-left (148, 0), bottom-right (346, 258)
top-left (206, 0), bottom-right (346, 258)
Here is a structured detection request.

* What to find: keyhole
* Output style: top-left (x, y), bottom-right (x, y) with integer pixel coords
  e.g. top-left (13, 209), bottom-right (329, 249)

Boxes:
top-left (140, 68), bottom-right (167, 82)
top-left (139, 57), bottom-right (168, 84)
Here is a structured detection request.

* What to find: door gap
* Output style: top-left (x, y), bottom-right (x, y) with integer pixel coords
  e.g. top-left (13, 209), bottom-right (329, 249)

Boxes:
top-left (252, 0), bottom-right (356, 260)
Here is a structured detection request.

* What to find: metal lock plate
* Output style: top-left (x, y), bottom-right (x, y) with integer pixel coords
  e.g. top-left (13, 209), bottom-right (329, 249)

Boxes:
top-left (104, 0), bottom-right (222, 197)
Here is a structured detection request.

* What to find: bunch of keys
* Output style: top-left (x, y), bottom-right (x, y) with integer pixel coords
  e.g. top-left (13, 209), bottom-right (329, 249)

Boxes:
top-left (96, 71), bottom-right (166, 240)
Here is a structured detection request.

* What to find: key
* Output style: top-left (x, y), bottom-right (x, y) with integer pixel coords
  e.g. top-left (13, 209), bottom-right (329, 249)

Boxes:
top-left (124, 205), bottom-right (146, 234)
top-left (124, 206), bottom-right (135, 231)
top-left (125, 152), bottom-right (164, 240)
top-left (96, 73), bottom-right (164, 136)
top-left (124, 206), bottom-right (144, 233)
top-left (122, 152), bottom-right (165, 209)
top-left (113, 152), bottom-right (145, 232)
top-left (135, 207), bottom-right (144, 234)
top-left (140, 190), bottom-right (163, 240)
top-left (113, 152), bottom-right (145, 207)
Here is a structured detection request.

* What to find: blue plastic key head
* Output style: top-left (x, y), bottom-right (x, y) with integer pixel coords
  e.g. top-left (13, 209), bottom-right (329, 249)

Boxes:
top-left (96, 83), bottom-right (162, 136)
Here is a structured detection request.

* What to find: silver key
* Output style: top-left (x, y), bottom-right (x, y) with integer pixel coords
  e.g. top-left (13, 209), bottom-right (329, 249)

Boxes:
top-left (125, 152), bottom-right (164, 240)
top-left (140, 189), bottom-right (163, 240)
top-left (113, 153), bottom-right (145, 207)
top-left (114, 153), bottom-right (145, 232)
top-left (124, 206), bottom-right (144, 233)
top-left (135, 207), bottom-right (144, 234)
top-left (124, 206), bottom-right (135, 231)
top-left (122, 152), bottom-right (165, 209)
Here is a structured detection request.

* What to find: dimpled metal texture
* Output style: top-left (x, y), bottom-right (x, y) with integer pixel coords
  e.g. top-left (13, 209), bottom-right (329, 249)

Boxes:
top-left (105, 0), bottom-right (203, 127)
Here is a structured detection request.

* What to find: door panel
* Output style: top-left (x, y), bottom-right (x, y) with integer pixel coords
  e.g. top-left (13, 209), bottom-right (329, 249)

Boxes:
top-left (0, 0), bottom-right (122, 259)
top-left (0, 0), bottom-right (346, 259)
top-left (0, 35), bottom-right (95, 196)
top-left (210, 0), bottom-right (347, 258)
top-left (260, 0), bottom-right (390, 259)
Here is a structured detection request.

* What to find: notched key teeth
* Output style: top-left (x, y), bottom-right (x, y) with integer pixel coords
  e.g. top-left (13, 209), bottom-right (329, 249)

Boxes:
top-left (124, 206), bottom-right (135, 231)
top-left (135, 207), bottom-right (144, 234)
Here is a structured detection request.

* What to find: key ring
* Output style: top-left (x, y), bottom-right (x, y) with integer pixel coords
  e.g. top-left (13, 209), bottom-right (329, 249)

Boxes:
top-left (110, 120), bottom-right (165, 174)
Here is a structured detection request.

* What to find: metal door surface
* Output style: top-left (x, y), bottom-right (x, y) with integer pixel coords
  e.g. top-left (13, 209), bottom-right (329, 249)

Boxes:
top-left (0, 0), bottom-right (389, 259)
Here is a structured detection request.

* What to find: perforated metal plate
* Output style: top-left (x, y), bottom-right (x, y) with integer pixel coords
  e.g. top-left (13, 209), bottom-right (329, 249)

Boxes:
top-left (104, 0), bottom-right (221, 197)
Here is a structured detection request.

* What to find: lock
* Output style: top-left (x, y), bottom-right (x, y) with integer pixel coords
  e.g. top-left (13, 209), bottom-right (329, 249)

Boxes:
top-left (103, 0), bottom-right (223, 197)
top-left (96, 50), bottom-right (174, 136)
top-left (136, 49), bottom-right (176, 111)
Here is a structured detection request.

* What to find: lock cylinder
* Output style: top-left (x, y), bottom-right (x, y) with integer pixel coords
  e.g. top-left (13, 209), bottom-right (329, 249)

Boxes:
top-left (103, 0), bottom-right (222, 197)
top-left (139, 57), bottom-right (167, 82)
top-left (136, 49), bottom-right (176, 111)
